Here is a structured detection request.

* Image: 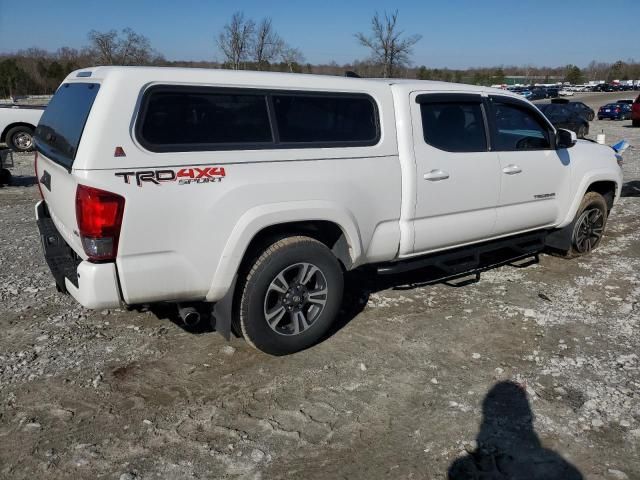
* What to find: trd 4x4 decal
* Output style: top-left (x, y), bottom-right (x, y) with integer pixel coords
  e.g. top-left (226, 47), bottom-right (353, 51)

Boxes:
top-left (115, 167), bottom-right (226, 187)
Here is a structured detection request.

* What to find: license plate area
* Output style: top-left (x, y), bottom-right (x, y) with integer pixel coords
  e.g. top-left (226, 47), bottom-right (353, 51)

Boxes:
top-left (37, 206), bottom-right (81, 291)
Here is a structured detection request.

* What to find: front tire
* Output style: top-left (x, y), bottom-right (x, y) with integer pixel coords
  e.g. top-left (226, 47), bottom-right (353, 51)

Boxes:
top-left (576, 124), bottom-right (587, 139)
top-left (564, 192), bottom-right (608, 258)
top-left (6, 125), bottom-right (35, 152)
top-left (239, 236), bottom-right (344, 355)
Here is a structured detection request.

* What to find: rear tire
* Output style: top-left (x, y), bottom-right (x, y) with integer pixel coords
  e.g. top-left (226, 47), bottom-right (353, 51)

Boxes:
top-left (576, 125), bottom-right (587, 139)
top-left (239, 236), bottom-right (344, 355)
top-left (6, 125), bottom-right (35, 152)
top-left (562, 192), bottom-right (608, 258)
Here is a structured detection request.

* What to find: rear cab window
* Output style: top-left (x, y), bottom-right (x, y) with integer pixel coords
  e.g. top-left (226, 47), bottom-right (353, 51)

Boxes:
top-left (136, 86), bottom-right (380, 152)
top-left (34, 82), bottom-right (100, 169)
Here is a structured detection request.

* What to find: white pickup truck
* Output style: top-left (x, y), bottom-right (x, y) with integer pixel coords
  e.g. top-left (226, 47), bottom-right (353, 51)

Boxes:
top-left (34, 67), bottom-right (623, 355)
top-left (0, 104), bottom-right (44, 152)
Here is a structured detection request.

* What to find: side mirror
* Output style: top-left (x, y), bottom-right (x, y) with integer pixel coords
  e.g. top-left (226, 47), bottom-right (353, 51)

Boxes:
top-left (556, 128), bottom-right (577, 149)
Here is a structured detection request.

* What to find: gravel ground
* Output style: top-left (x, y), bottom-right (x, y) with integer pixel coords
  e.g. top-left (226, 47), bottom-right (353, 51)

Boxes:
top-left (0, 92), bottom-right (639, 480)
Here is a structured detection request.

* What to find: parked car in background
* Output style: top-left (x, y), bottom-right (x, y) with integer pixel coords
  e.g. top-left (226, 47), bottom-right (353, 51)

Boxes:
top-left (529, 88), bottom-right (547, 100)
top-left (632, 95), bottom-right (640, 127)
top-left (551, 99), bottom-right (595, 121)
top-left (559, 88), bottom-right (574, 96)
top-left (516, 89), bottom-right (533, 100)
top-left (0, 105), bottom-right (45, 152)
top-left (616, 99), bottom-right (634, 105)
top-left (598, 103), bottom-right (633, 121)
top-left (545, 87), bottom-right (560, 98)
top-left (538, 103), bottom-right (590, 138)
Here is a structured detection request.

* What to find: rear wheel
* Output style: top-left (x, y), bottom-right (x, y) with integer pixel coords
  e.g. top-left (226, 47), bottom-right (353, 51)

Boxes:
top-left (563, 192), bottom-right (608, 258)
top-left (6, 125), bottom-right (35, 152)
top-left (239, 236), bottom-right (344, 355)
top-left (576, 124), bottom-right (587, 139)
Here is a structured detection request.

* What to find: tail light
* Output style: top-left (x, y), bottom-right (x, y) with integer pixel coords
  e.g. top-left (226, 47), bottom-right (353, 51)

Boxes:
top-left (34, 151), bottom-right (44, 200)
top-left (75, 184), bottom-right (125, 261)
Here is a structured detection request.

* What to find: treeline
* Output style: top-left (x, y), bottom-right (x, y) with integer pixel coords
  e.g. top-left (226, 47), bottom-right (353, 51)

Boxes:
top-left (2, 16), bottom-right (640, 98)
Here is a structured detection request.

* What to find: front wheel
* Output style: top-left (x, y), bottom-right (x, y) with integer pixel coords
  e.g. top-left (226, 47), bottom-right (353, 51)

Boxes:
top-left (239, 236), bottom-right (344, 355)
top-left (564, 192), bottom-right (608, 258)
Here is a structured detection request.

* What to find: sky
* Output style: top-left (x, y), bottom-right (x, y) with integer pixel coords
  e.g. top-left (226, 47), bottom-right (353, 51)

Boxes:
top-left (0, 0), bottom-right (637, 69)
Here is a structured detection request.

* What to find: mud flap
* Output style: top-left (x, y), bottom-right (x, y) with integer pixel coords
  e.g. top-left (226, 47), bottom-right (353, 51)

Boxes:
top-left (212, 275), bottom-right (238, 341)
top-left (545, 220), bottom-right (576, 252)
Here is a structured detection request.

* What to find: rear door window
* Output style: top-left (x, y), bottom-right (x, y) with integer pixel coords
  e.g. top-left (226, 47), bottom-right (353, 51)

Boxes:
top-left (34, 82), bottom-right (100, 169)
top-left (418, 95), bottom-right (488, 152)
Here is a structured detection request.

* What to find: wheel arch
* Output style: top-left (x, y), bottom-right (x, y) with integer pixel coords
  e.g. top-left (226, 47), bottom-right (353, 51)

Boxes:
top-left (205, 201), bottom-right (363, 303)
top-left (586, 180), bottom-right (616, 212)
top-left (558, 170), bottom-right (621, 228)
top-left (547, 180), bottom-right (616, 252)
top-left (1, 122), bottom-right (36, 143)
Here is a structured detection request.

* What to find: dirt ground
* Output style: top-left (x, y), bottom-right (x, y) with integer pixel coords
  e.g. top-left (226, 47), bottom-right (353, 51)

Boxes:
top-left (0, 92), bottom-right (639, 480)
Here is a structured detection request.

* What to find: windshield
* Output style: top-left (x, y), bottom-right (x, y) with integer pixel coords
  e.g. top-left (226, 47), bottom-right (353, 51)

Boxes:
top-left (34, 82), bottom-right (100, 169)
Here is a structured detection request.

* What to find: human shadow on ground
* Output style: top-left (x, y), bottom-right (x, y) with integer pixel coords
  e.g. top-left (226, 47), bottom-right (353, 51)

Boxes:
top-left (448, 381), bottom-right (583, 480)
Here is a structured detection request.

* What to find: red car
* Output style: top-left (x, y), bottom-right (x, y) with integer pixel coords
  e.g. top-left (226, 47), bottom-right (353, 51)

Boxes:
top-left (633, 95), bottom-right (640, 127)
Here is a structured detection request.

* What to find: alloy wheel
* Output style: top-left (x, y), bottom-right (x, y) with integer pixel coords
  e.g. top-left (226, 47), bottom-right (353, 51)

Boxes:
top-left (573, 207), bottom-right (605, 253)
top-left (263, 262), bottom-right (328, 336)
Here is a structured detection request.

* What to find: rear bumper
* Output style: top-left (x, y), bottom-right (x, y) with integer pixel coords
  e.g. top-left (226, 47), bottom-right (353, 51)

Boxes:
top-left (35, 200), bottom-right (122, 309)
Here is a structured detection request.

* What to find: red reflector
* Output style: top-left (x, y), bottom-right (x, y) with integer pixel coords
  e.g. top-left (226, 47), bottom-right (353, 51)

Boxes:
top-left (75, 185), bottom-right (125, 261)
top-left (114, 146), bottom-right (126, 157)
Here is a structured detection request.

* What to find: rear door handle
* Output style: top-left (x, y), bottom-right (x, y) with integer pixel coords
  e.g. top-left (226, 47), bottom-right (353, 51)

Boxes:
top-left (502, 164), bottom-right (522, 175)
top-left (423, 169), bottom-right (450, 181)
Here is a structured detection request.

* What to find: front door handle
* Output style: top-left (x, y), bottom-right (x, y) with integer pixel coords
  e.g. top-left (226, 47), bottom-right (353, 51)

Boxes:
top-left (424, 169), bottom-right (450, 181)
top-left (502, 164), bottom-right (522, 175)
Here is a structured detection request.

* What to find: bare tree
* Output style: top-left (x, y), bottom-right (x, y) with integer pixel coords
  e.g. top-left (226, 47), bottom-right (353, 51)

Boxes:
top-left (280, 46), bottom-right (305, 73)
top-left (118, 28), bottom-right (153, 64)
top-left (87, 28), bottom-right (156, 65)
top-left (217, 12), bottom-right (255, 70)
top-left (355, 10), bottom-right (421, 78)
top-left (87, 29), bottom-right (119, 65)
top-left (253, 18), bottom-right (284, 69)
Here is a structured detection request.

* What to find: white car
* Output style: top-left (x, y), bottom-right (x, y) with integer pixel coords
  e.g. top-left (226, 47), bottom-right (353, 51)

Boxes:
top-left (0, 105), bottom-right (44, 152)
top-left (559, 89), bottom-right (575, 96)
top-left (34, 67), bottom-right (623, 355)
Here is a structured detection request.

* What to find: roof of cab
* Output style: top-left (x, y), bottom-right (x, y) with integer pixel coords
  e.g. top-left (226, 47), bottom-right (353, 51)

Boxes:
top-left (64, 65), bottom-right (515, 98)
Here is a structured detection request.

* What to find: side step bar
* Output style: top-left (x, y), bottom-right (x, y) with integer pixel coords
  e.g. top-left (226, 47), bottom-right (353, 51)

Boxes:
top-left (377, 230), bottom-right (547, 278)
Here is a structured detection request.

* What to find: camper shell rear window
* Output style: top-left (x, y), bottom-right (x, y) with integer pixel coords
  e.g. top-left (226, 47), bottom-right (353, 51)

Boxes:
top-left (135, 85), bottom-right (380, 152)
top-left (34, 82), bottom-right (100, 169)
